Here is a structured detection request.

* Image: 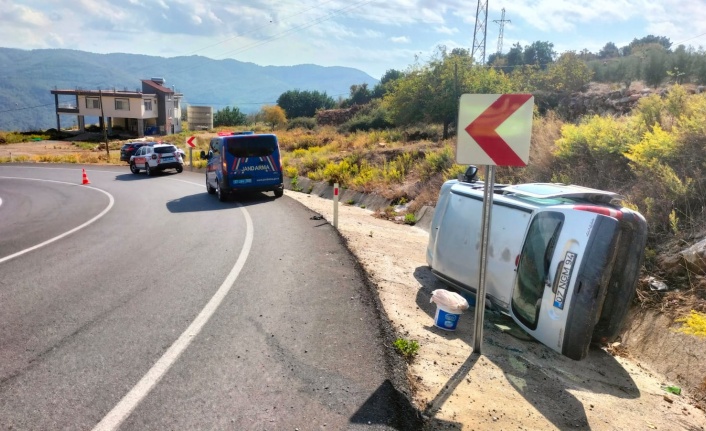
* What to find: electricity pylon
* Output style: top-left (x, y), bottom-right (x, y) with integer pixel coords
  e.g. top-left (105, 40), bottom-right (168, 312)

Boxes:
top-left (471, 0), bottom-right (489, 65)
top-left (493, 8), bottom-right (511, 55)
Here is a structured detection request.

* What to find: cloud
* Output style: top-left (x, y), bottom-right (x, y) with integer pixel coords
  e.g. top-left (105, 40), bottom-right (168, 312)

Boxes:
top-left (435, 25), bottom-right (458, 35)
top-left (390, 36), bottom-right (410, 44)
top-left (2, 4), bottom-right (52, 27)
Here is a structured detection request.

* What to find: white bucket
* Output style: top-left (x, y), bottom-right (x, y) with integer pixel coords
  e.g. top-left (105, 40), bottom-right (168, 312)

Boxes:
top-left (434, 304), bottom-right (462, 331)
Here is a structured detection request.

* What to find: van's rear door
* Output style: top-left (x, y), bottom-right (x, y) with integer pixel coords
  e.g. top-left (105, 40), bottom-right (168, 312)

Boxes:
top-left (224, 135), bottom-right (281, 188)
top-left (510, 208), bottom-right (619, 360)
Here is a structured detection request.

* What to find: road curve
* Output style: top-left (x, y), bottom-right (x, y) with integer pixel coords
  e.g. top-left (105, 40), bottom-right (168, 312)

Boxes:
top-left (0, 164), bottom-right (419, 430)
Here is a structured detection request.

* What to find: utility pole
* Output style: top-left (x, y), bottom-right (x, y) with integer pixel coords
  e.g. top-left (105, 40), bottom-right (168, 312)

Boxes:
top-left (99, 89), bottom-right (109, 158)
top-left (471, 0), bottom-right (489, 65)
top-left (493, 8), bottom-right (511, 55)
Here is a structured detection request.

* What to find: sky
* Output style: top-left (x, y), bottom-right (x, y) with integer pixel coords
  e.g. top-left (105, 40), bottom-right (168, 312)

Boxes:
top-left (3, 0), bottom-right (706, 80)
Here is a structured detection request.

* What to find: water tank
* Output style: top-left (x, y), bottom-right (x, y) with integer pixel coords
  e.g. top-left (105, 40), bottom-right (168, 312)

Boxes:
top-left (151, 77), bottom-right (165, 85)
top-left (187, 106), bottom-right (213, 131)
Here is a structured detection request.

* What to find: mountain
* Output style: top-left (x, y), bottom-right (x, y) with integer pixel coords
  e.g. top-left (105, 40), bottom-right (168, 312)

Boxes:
top-left (0, 48), bottom-right (378, 131)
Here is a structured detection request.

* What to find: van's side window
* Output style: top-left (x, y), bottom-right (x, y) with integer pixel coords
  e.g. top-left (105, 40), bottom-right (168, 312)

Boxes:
top-left (210, 139), bottom-right (219, 154)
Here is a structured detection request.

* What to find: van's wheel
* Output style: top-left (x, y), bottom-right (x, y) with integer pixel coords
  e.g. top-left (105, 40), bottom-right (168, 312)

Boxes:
top-left (217, 181), bottom-right (227, 202)
top-left (206, 177), bottom-right (216, 194)
top-left (274, 187), bottom-right (284, 198)
top-left (176, 166), bottom-right (183, 173)
top-left (130, 162), bottom-right (139, 174)
top-left (145, 163), bottom-right (152, 176)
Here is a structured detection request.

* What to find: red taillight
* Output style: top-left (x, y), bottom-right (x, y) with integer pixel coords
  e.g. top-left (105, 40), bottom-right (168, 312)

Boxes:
top-left (572, 205), bottom-right (622, 220)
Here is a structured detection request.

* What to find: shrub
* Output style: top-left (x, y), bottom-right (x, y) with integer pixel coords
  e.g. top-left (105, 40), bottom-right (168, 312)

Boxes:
top-left (404, 213), bottom-right (417, 225)
top-left (286, 117), bottom-right (317, 130)
top-left (419, 145), bottom-right (455, 181)
top-left (338, 104), bottom-right (393, 133)
top-left (675, 311), bottom-right (706, 337)
top-left (283, 165), bottom-right (298, 178)
top-left (393, 338), bottom-right (420, 361)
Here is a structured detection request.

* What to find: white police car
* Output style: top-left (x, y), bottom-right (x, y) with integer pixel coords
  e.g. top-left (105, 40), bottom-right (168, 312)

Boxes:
top-left (426, 167), bottom-right (647, 360)
top-left (130, 143), bottom-right (184, 175)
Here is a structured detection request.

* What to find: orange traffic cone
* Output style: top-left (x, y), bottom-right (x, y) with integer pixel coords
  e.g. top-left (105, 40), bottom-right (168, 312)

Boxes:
top-left (81, 168), bottom-right (91, 185)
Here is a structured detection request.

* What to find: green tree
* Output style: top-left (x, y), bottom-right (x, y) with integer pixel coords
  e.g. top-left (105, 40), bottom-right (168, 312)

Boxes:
top-left (542, 51), bottom-right (593, 93)
top-left (372, 69), bottom-right (404, 99)
top-left (382, 67), bottom-right (428, 127)
top-left (506, 43), bottom-right (524, 68)
top-left (643, 47), bottom-right (669, 87)
top-left (630, 35), bottom-right (672, 52)
top-left (524, 41), bottom-right (555, 69)
top-left (260, 105), bottom-right (287, 130)
top-left (598, 42), bottom-right (620, 59)
top-left (213, 106), bottom-right (247, 127)
top-left (383, 46), bottom-right (516, 138)
top-left (276, 90), bottom-right (335, 118)
top-left (343, 83), bottom-right (373, 107)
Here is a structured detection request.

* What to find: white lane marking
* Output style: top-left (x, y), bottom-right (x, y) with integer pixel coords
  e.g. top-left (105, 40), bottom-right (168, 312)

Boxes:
top-left (0, 177), bottom-right (115, 265)
top-left (93, 206), bottom-right (254, 431)
top-left (2, 167), bottom-right (256, 428)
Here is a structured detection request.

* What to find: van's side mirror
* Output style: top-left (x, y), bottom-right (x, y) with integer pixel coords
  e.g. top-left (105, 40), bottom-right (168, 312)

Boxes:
top-left (200, 150), bottom-right (208, 160)
top-left (458, 165), bottom-right (478, 183)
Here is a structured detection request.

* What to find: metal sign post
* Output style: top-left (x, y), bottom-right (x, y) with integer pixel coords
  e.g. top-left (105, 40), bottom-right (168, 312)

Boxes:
top-left (472, 165), bottom-right (495, 354)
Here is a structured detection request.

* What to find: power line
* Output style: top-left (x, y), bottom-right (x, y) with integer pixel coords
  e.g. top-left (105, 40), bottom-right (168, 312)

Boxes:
top-left (0, 103), bottom-right (54, 114)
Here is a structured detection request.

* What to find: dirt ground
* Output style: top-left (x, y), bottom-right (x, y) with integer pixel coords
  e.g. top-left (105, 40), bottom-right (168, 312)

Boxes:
top-left (283, 191), bottom-right (706, 431)
top-left (2, 141), bottom-right (706, 429)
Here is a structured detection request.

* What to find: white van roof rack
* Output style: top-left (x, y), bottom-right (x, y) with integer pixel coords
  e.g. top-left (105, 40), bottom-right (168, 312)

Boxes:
top-left (502, 183), bottom-right (622, 204)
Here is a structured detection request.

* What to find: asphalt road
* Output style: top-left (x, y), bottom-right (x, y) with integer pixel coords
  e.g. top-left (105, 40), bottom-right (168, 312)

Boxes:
top-left (0, 165), bottom-right (419, 430)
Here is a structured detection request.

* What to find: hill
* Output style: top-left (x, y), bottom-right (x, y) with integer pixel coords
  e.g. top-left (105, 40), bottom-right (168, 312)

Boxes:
top-left (0, 47), bottom-right (378, 131)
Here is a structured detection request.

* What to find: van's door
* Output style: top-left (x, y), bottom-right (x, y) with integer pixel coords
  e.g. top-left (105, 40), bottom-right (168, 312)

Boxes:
top-left (205, 138), bottom-right (221, 189)
top-left (510, 208), bottom-right (619, 360)
top-left (223, 134), bottom-right (282, 189)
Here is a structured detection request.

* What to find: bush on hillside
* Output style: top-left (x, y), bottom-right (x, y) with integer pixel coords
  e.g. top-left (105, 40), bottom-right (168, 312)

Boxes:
top-left (286, 117), bottom-right (317, 130)
top-left (338, 103), bottom-right (393, 133)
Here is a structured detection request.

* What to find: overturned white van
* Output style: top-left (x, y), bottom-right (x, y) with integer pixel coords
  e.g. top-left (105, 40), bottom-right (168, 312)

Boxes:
top-left (426, 168), bottom-right (648, 360)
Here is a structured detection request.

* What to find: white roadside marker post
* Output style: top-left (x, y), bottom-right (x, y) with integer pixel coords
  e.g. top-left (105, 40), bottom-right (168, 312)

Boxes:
top-left (333, 182), bottom-right (339, 229)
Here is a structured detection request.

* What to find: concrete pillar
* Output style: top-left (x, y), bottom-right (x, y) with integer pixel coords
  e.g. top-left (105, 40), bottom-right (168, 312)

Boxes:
top-left (138, 119), bottom-right (144, 137)
top-left (54, 93), bottom-right (61, 131)
top-left (78, 116), bottom-right (85, 132)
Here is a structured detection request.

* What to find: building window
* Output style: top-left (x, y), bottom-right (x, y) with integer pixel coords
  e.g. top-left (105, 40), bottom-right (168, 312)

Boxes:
top-left (115, 98), bottom-right (130, 110)
top-left (169, 108), bottom-right (173, 118)
top-left (144, 100), bottom-right (152, 111)
top-left (86, 97), bottom-right (100, 109)
top-left (174, 100), bottom-right (179, 109)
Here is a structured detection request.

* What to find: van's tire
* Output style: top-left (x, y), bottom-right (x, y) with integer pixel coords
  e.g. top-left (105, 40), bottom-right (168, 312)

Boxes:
top-left (176, 166), bottom-right (183, 173)
top-left (206, 177), bottom-right (216, 194)
top-left (145, 163), bottom-right (153, 176)
top-left (217, 181), bottom-right (227, 202)
top-left (130, 162), bottom-right (139, 174)
top-left (274, 187), bottom-right (284, 198)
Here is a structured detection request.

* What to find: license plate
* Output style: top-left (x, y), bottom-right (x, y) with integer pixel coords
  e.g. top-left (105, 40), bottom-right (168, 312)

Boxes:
top-left (162, 157), bottom-right (174, 162)
top-left (233, 179), bottom-right (252, 184)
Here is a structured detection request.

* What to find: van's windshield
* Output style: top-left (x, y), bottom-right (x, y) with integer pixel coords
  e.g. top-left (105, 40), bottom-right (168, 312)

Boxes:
top-left (225, 135), bottom-right (277, 158)
top-left (511, 211), bottom-right (564, 329)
